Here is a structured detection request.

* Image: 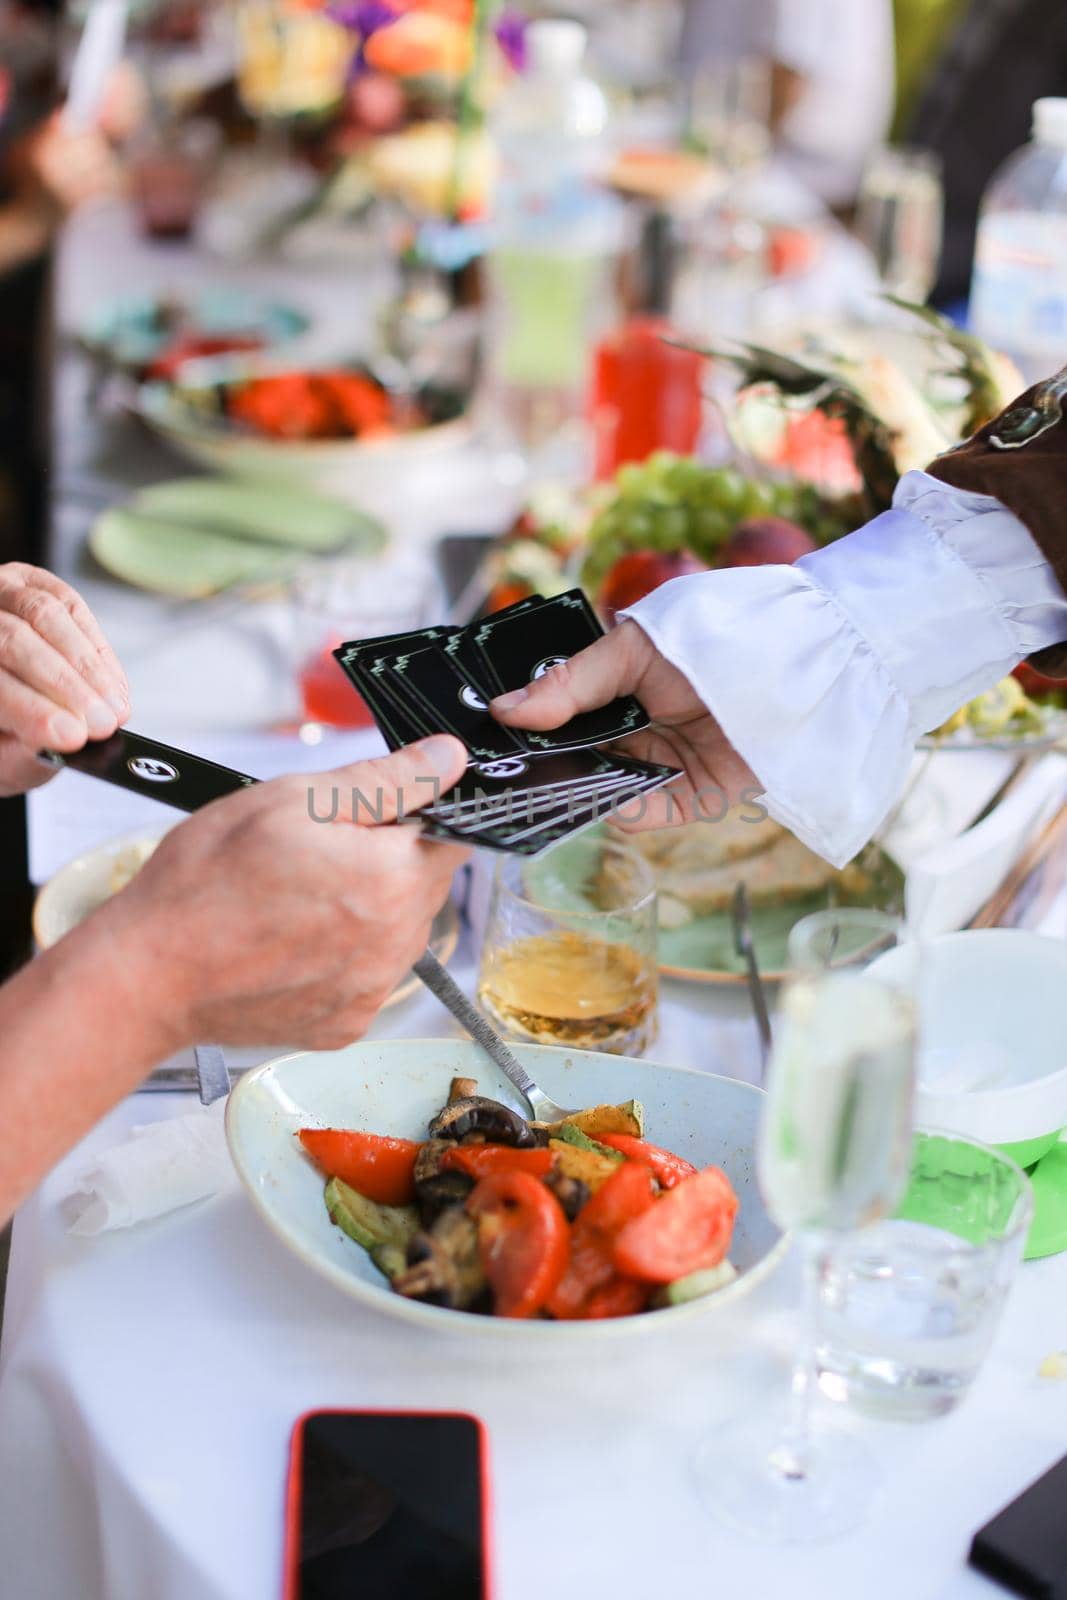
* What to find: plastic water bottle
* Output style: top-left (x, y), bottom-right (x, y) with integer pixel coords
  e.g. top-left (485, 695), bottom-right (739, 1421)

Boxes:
top-left (970, 97), bottom-right (1067, 383)
top-left (484, 19), bottom-right (623, 467)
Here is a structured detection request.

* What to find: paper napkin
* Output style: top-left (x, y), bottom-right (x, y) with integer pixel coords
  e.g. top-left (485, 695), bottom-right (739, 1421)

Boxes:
top-left (906, 753), bottom-right (1067, 939)
top-left (63, 1102), bottom-right (236, 1236)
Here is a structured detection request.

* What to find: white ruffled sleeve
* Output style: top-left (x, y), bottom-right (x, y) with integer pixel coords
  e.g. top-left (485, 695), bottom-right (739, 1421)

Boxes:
top-left (621, 469), bottom-right (1067, 869)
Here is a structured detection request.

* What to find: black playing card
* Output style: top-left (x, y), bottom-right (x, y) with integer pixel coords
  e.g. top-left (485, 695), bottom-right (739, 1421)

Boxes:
top-left (423, 766), bottom-right (678, 856)
top-left (40, 730), bottom-right (258, 810)
top-left (424, 747), bottom-right (629, 821)
top-left (334, 626), bottom-right (457, 750)
top-left (366, 652), bottom-right (441, 743)
top-left (471, 589), bottom-right (650, 752)
top-left (390, 644), bottom-right (528, 763)
top-left (423, 749), bottom-right (679, 853)
top-left (335, 595), bottom-right (668, 860)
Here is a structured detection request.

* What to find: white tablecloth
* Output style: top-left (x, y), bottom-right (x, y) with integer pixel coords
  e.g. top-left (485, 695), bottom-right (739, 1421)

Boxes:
top-left (3, 941), bottom-right (1067, 1600)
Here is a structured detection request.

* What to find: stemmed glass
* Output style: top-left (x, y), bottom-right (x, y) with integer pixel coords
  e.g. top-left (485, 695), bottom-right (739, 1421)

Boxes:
top-left (855, 146), bottom-right (944, 303)
top-left (694, 910), bottom-right (917, 1542)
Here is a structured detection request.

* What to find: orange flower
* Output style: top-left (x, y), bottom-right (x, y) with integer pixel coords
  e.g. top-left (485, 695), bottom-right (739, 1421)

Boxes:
top-left (364, 9), bottom-right (471, 76)
top-left (392, 0), bottom-right (474, 20)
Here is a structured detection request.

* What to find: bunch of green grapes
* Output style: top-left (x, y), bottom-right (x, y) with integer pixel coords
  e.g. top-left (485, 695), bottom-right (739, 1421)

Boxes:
top-left (581, 452), bottom-right (844, 593)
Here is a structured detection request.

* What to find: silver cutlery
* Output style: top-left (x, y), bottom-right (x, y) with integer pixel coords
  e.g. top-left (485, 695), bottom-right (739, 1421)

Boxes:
top-left (412, 948), bottom-right (576, 1122)
top-left (732, 883), bottom-right (773, 1077)
top-left (194, 1044), bottom-right (231, 1105)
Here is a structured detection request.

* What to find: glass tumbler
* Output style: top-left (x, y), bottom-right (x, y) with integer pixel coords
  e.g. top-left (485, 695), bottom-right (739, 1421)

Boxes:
top-left (815, 1130), bottom-right (1032, 1420)
top-left (477, 833), bottom-right (658, 1057)
top-left (288, 555), bottom-right (434, 733)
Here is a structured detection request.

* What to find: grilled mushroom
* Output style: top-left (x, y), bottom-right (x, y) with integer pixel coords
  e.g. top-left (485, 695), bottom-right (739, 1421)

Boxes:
top-left (543, 1168), bottom-right (590, 1222)
top-left (393, 1206), bottom-right (488, 1310)
top-left (413, 1138), bottom-right (473, 1223)
top-left (447, 1076), bottom-right (479, 1104)
top-left (427, 1095), bottom-right (536, 1148)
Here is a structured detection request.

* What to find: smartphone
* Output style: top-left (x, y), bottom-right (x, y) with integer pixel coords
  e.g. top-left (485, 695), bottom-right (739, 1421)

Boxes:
top-left (283, 1410), bottom-right (492, 1600)
top-left (970, 1451), bottom-right (1067, 1598)
top-left (40, 729), bottom-right (257, 812)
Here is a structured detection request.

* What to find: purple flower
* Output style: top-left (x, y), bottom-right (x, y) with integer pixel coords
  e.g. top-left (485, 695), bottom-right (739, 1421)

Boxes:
top-left (493, 8), bottom-right (527, 71)
top-left (328, 0), bottom-right (399, 38)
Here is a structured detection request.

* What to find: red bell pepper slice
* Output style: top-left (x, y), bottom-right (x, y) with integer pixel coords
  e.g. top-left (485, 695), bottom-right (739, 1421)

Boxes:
top-left (441, 1144), bottom-right (555, 1181)
top-left (547, 1160), bottom-right (655, 1320)
top-left (466, 1171), bottom-right (569, 1319)
top-left (612, 1167), bottom-right (739, 1285)
top-left (597, 1133), bottom-right (698, 1189)
top-left (298, 1128), bottom-right (419, 1206)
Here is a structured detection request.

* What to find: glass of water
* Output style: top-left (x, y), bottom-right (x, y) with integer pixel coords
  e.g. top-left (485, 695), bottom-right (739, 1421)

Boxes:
top-left (816, 1130), bottom-right (1032, 1420)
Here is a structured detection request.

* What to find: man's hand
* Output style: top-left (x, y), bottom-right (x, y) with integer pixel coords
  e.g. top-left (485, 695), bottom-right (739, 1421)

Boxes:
top-left (9, 112), bottom-right (120, 218)
top-left (0, 564), bottom-right (130, 796)
top-left (100, 735), bottom-right (470, 1053)
top-left (491, 619), bottom-right (759, 828)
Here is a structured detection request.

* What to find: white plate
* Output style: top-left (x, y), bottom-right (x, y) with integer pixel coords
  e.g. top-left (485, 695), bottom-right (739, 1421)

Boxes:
top-left (225, 1039), bottom-right (786, 1336)
top-left (33, 829), bottom-right (170, 949)
top-left (918, 708), bottom-right (1067, 754)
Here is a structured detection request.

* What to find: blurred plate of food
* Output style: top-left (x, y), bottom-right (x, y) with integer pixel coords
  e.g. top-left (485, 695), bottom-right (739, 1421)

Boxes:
top-left (77, 290), bottom-right (310, 381)
top-left (34, 829), bottom-right (458, 1004)
top-left (132, 364), bottom-right (472, 509)
top-left (921, 672), bottom-right (1067, 753)
top-left (540, 821), bottom-right (903, 986)
top-left (607, 146), bottom-right (726, 212)
top-left (33, 830), bottom-right (167, 951)
top-left (88, 476), bottom-right (385, 598)
top-left (460, 454), bottom-right (842, 627)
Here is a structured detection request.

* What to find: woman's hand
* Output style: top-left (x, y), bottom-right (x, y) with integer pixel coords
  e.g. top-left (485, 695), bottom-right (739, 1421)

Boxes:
top-left (491, 618), bottom-right (759, 828)
top-left (101, 735), bottom-right (470, 1052)
top-left (0, 564), bottom-right (129, 797)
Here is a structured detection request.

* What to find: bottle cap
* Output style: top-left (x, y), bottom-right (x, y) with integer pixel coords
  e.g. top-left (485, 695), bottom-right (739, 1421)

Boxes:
top-left (526, 19), bottom-right (587, 76)
top-left (1033, 97), bottom-right (1067, 147)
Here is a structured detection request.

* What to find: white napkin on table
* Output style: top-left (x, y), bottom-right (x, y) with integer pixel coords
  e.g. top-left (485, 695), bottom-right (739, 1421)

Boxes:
top-left (63, 1102), bottom-right (235, 1236)
top-left (906, 753), bottom-right (1067, 939)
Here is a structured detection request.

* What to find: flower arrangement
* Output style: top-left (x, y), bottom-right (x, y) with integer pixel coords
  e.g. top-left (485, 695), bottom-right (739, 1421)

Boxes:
top-left (327, 0), bottom-right (526, 219)
top-left (329, 0), bottom-right (525, 86)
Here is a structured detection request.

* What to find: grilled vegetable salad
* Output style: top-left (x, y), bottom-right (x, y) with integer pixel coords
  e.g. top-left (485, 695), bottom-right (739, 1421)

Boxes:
top-left (299, 1078), bottom-right (739, 1320)
top-left (933, 674), bottom-right (1062, 741)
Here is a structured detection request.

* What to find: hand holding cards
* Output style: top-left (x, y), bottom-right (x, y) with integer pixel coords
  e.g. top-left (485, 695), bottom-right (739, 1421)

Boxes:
top-left (334, 590), bottom-right (680, 857)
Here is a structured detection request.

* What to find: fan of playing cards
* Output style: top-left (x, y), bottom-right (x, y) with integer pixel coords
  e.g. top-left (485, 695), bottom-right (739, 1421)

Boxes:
top-left (334, 590), bottom-right (681, 857)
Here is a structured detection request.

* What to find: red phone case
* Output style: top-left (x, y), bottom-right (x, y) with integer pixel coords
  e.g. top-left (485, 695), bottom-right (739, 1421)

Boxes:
top-left (282, 1408), bottom-right (494, 1600)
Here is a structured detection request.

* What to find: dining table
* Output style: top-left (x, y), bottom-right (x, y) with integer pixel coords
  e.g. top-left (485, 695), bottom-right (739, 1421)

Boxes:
top-left (1, 196), bottom-right (1067, 1600)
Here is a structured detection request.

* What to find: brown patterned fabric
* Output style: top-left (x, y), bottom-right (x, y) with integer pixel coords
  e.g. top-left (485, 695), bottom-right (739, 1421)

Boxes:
top-left (928, 383), bottom-right (1067, 677)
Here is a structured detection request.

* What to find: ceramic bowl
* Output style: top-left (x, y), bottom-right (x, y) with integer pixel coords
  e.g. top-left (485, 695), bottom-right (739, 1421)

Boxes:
top-left (225, 1038), bottom-right (787, 1336)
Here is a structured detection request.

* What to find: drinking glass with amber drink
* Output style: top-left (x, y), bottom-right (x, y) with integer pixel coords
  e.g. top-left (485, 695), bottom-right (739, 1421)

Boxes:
top-left (477, 834), bottom-right (659, 1057)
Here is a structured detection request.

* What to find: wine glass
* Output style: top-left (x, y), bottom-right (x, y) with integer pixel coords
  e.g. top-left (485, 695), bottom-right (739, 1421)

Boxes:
top-left (694, 910), bottom-right (916, 1542)
top-left (855, 146), bottom-right (944, 303)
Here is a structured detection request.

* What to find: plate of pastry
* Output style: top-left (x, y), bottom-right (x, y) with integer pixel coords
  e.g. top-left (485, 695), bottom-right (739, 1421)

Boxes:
top-left (545, 818), bottom-right (904, 986)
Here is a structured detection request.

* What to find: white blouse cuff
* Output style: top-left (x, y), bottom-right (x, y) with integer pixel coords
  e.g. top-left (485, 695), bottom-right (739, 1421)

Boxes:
top-left (622, 471), bottom-right (1067, 869)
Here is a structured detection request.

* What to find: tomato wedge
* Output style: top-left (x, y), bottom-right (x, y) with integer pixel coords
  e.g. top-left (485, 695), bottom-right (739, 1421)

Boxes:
top-left (547, 1160), bottom-right (655, 1320)
top-left (612, 1167), bottom-right (739, 1285)
top-left (298, 1128), bottom-right (419, 1206)
top-left (466, 1171), bottom-right (569, 1319)
top-left (582, 1277), bottom-right (650, 1320)
top-left (597, 1133), bottom-right (698, 1189)
top-left (441, 1144), bottom-right (555, 1181)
